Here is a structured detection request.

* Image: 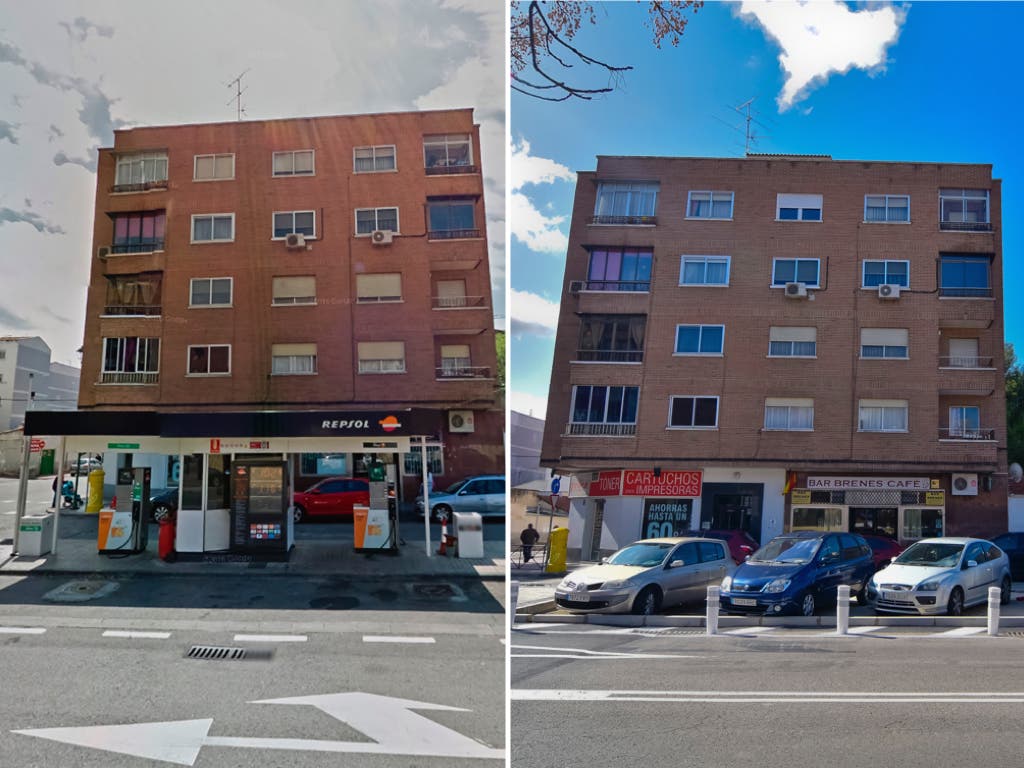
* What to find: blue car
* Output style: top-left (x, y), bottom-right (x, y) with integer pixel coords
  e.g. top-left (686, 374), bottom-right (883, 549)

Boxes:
top-left (720, 531), bottom-right (875, 616)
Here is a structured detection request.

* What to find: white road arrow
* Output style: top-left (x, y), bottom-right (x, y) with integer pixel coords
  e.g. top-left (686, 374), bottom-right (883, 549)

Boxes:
top-left (13, 692), bottom-right (504, 766)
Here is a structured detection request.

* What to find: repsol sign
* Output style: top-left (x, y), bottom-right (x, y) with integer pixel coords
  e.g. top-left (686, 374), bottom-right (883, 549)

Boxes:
top-left (321, 420), bottom-right (371, 429)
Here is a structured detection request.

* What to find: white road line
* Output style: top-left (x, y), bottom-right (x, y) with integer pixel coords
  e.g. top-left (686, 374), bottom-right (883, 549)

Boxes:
top-left (722, 626), bottom-right (778, 635)
top-left (933, 626), bottom-right (987, 637)
top-left (511, 689), bottom-right (1024, 703)
top-left (362, 636), bottom-right (436, 644)
top-left (103, 630), bottom-right (172, 639)
top-left (0, 627), bottom-right (45, 634)
top-left (845, 626), bottom-right (883, 634)
top-left (511, 644), bottom-right (699, 660)
top-left (233, 634), bottom-right (308, 643)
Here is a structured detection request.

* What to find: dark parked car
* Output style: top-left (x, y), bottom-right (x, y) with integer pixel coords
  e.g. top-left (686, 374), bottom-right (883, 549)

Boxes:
top-left (990, 532), bottom-right (1024, 580)
top-left (860, 534), bottom-right (905, 571)
top-left (149, 487), bottom-right (178, 522)
top-left (720, 530), bottom-right (875, 616)
top-left (695, 529), bottom-right (760, 565)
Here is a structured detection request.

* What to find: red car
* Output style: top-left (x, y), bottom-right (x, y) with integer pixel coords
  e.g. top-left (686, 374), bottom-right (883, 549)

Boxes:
top-left (860, 534), bottom-right (905, 571)
top-left (292, 477), bottom-right (370, 522)
top-left (696, 529), bottom-right (760, 565)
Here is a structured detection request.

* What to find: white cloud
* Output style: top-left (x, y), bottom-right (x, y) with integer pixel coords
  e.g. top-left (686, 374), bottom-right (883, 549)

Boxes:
top-left (510, 390), bottom-right (549, 420)
top-left (510, 138), bottom-right (574, 254)
top-left (738, 0), bottom-right (906, 111)
top-left (512, 139), bottom-right (575, 190)
top-left (510, 289), bottom-right (560, 337)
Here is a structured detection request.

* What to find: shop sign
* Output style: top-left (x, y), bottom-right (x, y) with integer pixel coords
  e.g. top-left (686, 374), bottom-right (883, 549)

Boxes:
top-left (107, 442), bottom-right (140, 450)
top-left (925, 491), bottom-right (946, 506)
top-left (28, 439), bottom-right (45, 453)
top-left (588, 470), bottom-right (621, 497)
top-left (790, 489), bottom-right (812, 504)
top-left (807, 476), bottom-right (930, 491)
top-left (622, 470), bottom-right (702, 497)
top-left (641, 498), bottom-right (693, 538)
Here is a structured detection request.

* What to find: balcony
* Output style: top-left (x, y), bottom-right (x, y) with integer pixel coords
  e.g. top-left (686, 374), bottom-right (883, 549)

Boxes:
top-left (590, 215), bottom-right (657, 226)
top-left (110, 180), bottom-right (168, 194)
top-left (572, 279), bottom-right (650, 292)
top-left (100, 371), bottom-right (159, 385)
top-left (565, 422), bottom-right (637, 437)
top-left (102, 304), bottom-right (161, 317)
top-left (575, 350), bottom-right (643, 363)
top-left (940, 220), bottom-right (992, 233)
top-left (432, 295), bottom-right (487, 309)
top-left (938, 427), bottom-right (996, 441)
top-left (428, 229), bottom-right (481, 241)
top-left (425, 162), bottom-right (478, 176)
top-left (436, 365), bottom-right (490, 380)
top-left (940, 286), bottom-right (993, 298)
top-left (939, 355), bottom-right (995, 368)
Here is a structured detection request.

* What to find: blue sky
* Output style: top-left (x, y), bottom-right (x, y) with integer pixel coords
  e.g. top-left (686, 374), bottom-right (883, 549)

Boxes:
top-left (509, 0), bottom-right (1024, 418)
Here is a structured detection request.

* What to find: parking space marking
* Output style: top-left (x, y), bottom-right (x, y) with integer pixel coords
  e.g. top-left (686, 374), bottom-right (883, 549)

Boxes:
top-left (511, 689), bottom-right (1024, 703)
top-left (0, 627), bottom-right (46, 634)
top-left (234, 634), bottom-right (308, 642)
top-left (103, 630), bottom-right (172, 639)
top-left (722, 626), bottom-right (778, 635)
top-left (845, 626), bottom-right (883, 634)
top-left (933, 627), bottom-right (986, 637)
top-left (362, 636), bottom-right (436, 644)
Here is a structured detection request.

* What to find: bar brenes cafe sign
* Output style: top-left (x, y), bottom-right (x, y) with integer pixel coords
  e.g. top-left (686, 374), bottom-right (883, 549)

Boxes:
top-left (806, 477), bottom-right (930, 491)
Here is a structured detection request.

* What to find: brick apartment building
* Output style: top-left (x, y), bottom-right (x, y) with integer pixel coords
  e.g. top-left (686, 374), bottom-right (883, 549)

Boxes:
top-left (26, 108), bottom-right (501, 554)
top-left (541, 154), bottom-right (1007, 561)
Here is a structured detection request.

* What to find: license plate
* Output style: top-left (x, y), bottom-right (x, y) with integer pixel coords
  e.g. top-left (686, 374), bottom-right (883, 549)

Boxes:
top-left (570, 591), bottom-right (590, 603)
top-left (731, 597), bottom-right (757, 607)
top-left (882, 590), bottom-right (909, 602)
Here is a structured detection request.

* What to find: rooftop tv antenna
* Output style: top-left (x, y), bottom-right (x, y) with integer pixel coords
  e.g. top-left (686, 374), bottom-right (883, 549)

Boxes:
top-left (226, 69), bottom-right (250, 121)
top-left (711, 97), bottom-right (771, 156)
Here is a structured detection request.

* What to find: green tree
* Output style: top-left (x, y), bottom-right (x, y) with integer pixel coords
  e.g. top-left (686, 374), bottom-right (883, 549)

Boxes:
top-left (495, 330), bottom-right (506, 396)
top-left (1006, 343), bottom-right (1024, 462)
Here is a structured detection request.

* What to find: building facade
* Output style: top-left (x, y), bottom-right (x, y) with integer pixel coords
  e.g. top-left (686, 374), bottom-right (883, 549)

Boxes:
top-left (541, 154), bottom-right (1006, 560)
top-left (0, 337), bottom-right (79, 429)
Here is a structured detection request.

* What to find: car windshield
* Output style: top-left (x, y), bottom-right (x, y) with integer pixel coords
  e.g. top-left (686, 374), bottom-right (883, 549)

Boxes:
top-left (894, 542), bottom-right (963, 568)
top-left (607, 543), bottom-right (673, 568)
top-left (750, 537), bottom-right (820, 564)
top-left (443, 480), bottom-right (466, 494)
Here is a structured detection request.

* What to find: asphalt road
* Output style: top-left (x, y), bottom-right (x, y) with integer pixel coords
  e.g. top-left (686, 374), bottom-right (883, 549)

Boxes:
top-left (511, 625), bottom-right (1024, 768)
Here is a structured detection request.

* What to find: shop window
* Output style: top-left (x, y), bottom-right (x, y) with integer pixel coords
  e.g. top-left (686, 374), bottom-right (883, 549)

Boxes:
top-left (300, 453), bottom-right (348, 476)
top-left (789, 506), bottom-right (843, 531)
top-left (403, 445), bottom-right (443, 475)
top-left (902, 508), bottom-right (944, 539)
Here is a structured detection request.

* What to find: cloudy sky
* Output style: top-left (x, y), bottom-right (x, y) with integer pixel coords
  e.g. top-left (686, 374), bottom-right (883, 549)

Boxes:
top-left (510, 0), bottom-right (1024, 419)
top-left (0, 0), bottom-right (506, 365)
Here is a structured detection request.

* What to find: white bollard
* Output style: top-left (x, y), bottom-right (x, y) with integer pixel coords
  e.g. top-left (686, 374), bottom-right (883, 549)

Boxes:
top-left (706, 585), bottom-right (720, 635)
top-left (988, 586), bottom-right (1001, 636)
top-left (511, 581), bottom-right (520, 619)
top-left (836, 584), bottom-right (850, 635)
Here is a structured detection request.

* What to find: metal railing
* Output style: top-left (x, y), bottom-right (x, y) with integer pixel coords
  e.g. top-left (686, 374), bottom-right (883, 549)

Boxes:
top-left (432, 295), bottom-right (487, 309)
top-left (100, 371), bottom-right (159, 384)
top-left (436, 365), bottom-right (490, 379)
top-left (110, 240), bottom-right (165, 255)
top-left (110, 180), bottom-right (169, 193)
top-left (425, 163), bottom-right (478, 176)
top-left (939, 287), bottom-right (993, 298)
top-left (939, 220), bottom-right (992, 232)
top-left (939, 355), bottom-right (994, 368)
top-left (566, 422), bottom-right (637, 437)
top-left (591, 215), bottom-right (657, 225)
top-left (428, 229), bottom-right (481, 240)
top-left (575, 349), bottom-right (643, 363)
top-left (573, 280), bottom-right (650, 292)
top-left (102, 305), bottom-right (161, 316)
top-left (938, 427), bottom-right (996, 441)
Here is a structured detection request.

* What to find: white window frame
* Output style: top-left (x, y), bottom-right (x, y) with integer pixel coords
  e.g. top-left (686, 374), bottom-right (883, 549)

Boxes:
top-left (939, 188), bottom-right (990, 225)
top-left (593, 182), bottom-right (659, 220)
top-left (101, 337), bottom-right (160, 374)
top-left (686, 191), bottom-right (734, 220)
top-left (768, 327), bottom-right (817, 358)
top-left (356, 273), bottom-right (403, 304)
top-left (863, 194), bottom-right (910, 223)
top-left (667, 395), bottom-right (720, 430)
top-left (771, 258), bottom-right (821, 288)
top-left (115, 152), bottom-right (168, 187)
top-left (191, 213), bottom-right (235, 243)
top-left (271, 344), bottom-right (317, 376)
top-left (272, 276), bottom-right (317, 306)
top-left (674, 324), bottom-right (725, 356)
top-left (357, 342), bottom-right (407, 374)
top-left (193, 153), bottom-right (235, 182)
top-left (187, 344), bottom-right (232, 376)
top-left (776, 193), bottom-right (823, 222)
top-left (189, 277), bottom-right (233, 308)
top-left (355, 207), bottom-right (400, 236)
top-left (858, 399), bottom-right (908, 433)
top-left (353, 144), bottom-right (397, 173)
top-left (949, 405), bottom-right (982, 438)
top-left (862, 259), bottom-right (910, 289)
top-left (271, 210), bottom-right (317, 240)
top-left (679, 255), bottom-right (730, 286)
top-left (764, 398), bottom-right (814, 431)
top-left (860, 328), bottom-right (909, 360)
top-left (272, 149), bottom-right (315, 177)
top-left (423, 134), bottom-right (473, 169)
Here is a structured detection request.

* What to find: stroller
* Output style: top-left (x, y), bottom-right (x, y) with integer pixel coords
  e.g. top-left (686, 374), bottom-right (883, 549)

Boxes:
top-left (61, 480), bottom-right (84, 510)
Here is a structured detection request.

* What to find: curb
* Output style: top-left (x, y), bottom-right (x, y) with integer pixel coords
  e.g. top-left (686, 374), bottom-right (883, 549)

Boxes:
top-left (513, 612), bottom-right (1023, 628)
top-left (0, 566), bottom-right (506, 582)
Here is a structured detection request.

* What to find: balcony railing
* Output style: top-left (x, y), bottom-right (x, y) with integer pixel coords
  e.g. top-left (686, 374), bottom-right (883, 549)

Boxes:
top-left (574, 280), bottom-right (650, 292)
top-left (566, 422), bottom-right (637, 437)
top-left (437, 365), bottom-right (490, 379)
top-left (432, 295), bottom-right (487, 309)
top-left (939, 355), bottom-right (994, 368)
top-left (428, 229), bottom-right (481, 240)
top-left (940, 287), bottom-right (993, 298)
top-left (591, 215), bottom-right (657, 226)
top-left (102, 305), bottom-right (162, 316)
top-left (425, 163), bottom-right (478, 176)
top-left (575, 349), bottom-right (643, 363)
top-left (110, 180), bottom-right (169, 193)
top-left (939, 220), bottom-right (992, 232)
top-left (110, 240), bottom-right (165, 255)
top-left (100, 371), bottom-right (159, 384)
top-left (938, 427), bottom-right (996, 441)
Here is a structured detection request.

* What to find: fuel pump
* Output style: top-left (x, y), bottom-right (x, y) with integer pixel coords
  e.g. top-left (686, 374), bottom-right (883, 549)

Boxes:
top-left (98, 467), bottom-right (150, 555)
top-left (354, 459), bottom-right (398, 553)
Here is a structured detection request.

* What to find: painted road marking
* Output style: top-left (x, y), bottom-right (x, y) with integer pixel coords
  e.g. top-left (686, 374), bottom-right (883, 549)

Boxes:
top-left (511, 689), bottom-right (1024, 703)
top-left (934, 626), bottom-right (987, 637)
top-left (722, 626), bottom-right (778, 635)
top-left (845, 626), bottom-right (883, 634)
top-left (103, 630), bottom-right (172, 639)
top-left (363, 636), bottom-right (436, 644)
top-left (0, 627), bottom-right (46, 635)
top-left (511, 643), bottom-right (699, 660)
top-left (233, 634), bottom-right (307, 643)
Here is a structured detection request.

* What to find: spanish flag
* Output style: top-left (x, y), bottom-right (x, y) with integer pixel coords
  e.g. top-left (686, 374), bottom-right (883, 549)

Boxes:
top-left (782, 471), bottom-right (797, 495)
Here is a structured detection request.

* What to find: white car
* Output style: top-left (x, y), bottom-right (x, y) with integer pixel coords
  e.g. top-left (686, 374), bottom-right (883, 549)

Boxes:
top-left (867, 537), bottom-right (1012, 616)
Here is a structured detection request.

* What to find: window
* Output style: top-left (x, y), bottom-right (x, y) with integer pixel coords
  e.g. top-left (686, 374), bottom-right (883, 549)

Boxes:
top-left (940, 254), bottom-right (992, 298)
top-left (675, 325), bottom-right (724, 355)
top-left (862, 260), bottom-right (909, 287)
top-left (949, 406), bottom-right (982, 438)
top-left (946, 338), bottom-right (982, 368)
top-left (271, 343), bottom-right (317, 375)
top-left (861, 328), bottom-right (908, 359)
top-left (104, 273), bottom-right (162, 316)
top-left (764, 398), bottom-right (814, 431)
top-left (858, 399), bottom-right (908, 432)
top-left (435, 279), bottom-right (467, 308)
top-left (111, 212), bottom-right (166, 254)
top-left (679, 255), bottom-right (729, 286)
top-left (577, 315), bottom-right (646, 362)
top-left (440, 344), bottom-right (472, 377)
top-left (191, 214), bottom-right (234, 243)
top-left (404, 445), bottom-right (444, 475)
top-left (772, 258), bottom-right (820, 287)
top-left (903, 509), bottom-right (943, 539)
top-left (699, 541), bottom-right (727, 563)
top-left (114, 152), bottom-right (168, 189)
top-left (358, 341), bottom-right (406, 374)
top-left (427, 197), bottom-right (476, 238)
top-left (357, 273), bottom-right (402, 303)
top-left (300, 453), bottom-right (348, 477)
top-left (193, 154), bottom-right (234, 181)
top-left (356, 207), bottom-right (399, 235)
top-left (687, 191), bottom-right (734, 219)
top-left (939, 188), bottom-right (990, 230)
top-left (187, 344), bottom-right (231, 375)
top-left (776, 193), bottom-right (822, 221)
top-left (571, 385), bottom-right (639, 425)
top-left (354, 145), bottom-right (396, 173)
top-left (423, 134), bottom-right (473, 171)
top-left (864, 195), bottom-right (909, 222)
top-left (585, 248), bottom-right (653, 291)
top-left (272, 276), bottom-right (316, 305)
top-left (668, 396), bottom-right (719, 428)
top-left (593, 182), bottom-right (659, 224)
top-left (190, 278), bottom-right (232, 307)
top-left (272, 150), bottom-right (315, 176)
top-left (273, 211), bottom-right (316, 239)
top-left (769, 327), bottom-right (816, 357)
top-left (101, 337), bottom-right (159, 383)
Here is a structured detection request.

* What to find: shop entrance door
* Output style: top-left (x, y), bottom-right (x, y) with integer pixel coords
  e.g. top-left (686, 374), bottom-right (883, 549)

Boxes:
top-left (849, 507), bottom-right (898, 538)
top-left (701, 483), bottom-right (763, 541)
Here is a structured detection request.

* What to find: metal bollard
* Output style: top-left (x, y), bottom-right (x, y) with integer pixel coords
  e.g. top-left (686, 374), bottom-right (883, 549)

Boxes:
top-left (836, 584), bottom-right (850, 635)
top-left (511, 581), bottom-right (520, 621)
top-left (988, 586), bottom-right (1001, 636)
top-left (706, 585), bottom-right (720, 635)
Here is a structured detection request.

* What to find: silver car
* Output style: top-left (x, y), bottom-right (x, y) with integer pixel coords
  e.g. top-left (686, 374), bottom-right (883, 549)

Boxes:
top-left (416, 475), bottom-right (506, 519)
top-left (868, 537), bottom-right (1012, 616)
top-left (553, 537), bottom-right (735, 615)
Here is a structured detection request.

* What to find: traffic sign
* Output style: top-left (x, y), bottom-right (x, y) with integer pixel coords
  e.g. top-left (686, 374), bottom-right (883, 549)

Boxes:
top-left (550, 476), bottom-right (561, 496)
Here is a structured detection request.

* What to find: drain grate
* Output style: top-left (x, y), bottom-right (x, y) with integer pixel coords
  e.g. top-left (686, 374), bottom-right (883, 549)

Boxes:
top-left (412, 583), bottom-right (457, 599)
top-left (185, 645), bottom-right (273, 661)
top-left (44, 580), bottom-right (119, 603)
top-left (1002, 631), bottom-right (1024, 638)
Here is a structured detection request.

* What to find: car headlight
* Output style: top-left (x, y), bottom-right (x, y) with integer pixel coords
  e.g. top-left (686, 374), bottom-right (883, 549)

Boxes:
top-left (763, 579), bottom-right (791, 594)
top-left (721, 576), bottom-right (732, 591)
top-left (602, 580), bottom-right (629, 591)
top-left (917, 580), bottom-right (942, 592)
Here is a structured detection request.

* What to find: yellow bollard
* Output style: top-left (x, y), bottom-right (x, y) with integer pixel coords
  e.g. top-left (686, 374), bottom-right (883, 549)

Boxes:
top-left (86, 468), bottom-right (105, 514)
top-left (546, 526), bottom-right (569, 574)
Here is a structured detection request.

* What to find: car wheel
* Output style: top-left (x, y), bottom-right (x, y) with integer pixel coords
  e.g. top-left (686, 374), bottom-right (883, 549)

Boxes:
top-left (152, 504), bottom-right (171, 523)
top-left (1001, 575), bottom-right (1012, 606)
top-left (293, 505), bottom-right (305, 524)
top-left (631, 586), bottom-right (661, 616)
top-left (946, 586), bottom-right (965, 616)
top-left (433, 504), bottom-right (452, 523)
top-left (855, 581), bottom-right (869, 606)
top-left (800, 591), bottom-right (816, 616)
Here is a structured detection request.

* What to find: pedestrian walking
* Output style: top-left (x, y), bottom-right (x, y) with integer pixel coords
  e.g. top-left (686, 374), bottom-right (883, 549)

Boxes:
top-left (520, 523), bottom-right (540, 563)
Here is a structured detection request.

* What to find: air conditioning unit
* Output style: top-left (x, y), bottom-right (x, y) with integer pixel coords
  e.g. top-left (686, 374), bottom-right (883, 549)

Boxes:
top-left (96, 246), bottom-right (111, 260)
top-left (285, 233), bottom-right (306, 249)
top-left (878, 284), bottom-right (901, 299)
top-left (569, 280), bottom-right (584, 294)
top-left (784, 282), bottom-right (808, 299)
top-left (448, 410), bottom-right (475, 433)
top-left (951, 472), bottom-right (979, 496)
top-left (371, 230), bottom-right (393, 246)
